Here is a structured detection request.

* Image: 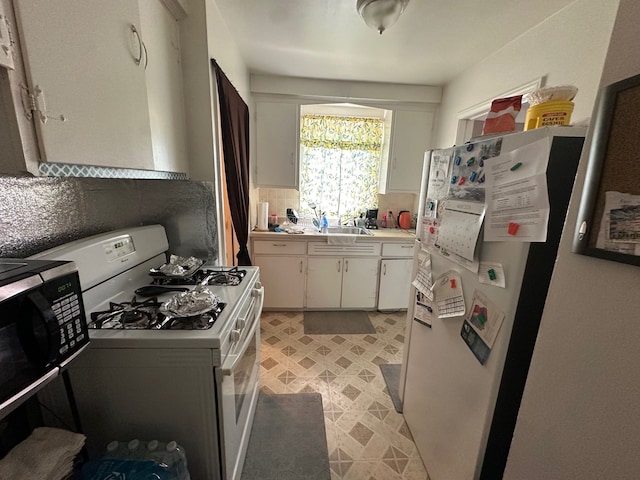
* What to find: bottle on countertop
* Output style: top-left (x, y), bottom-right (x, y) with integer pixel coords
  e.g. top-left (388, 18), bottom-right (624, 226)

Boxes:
top-left (387, 211), bottom-right (396, 228)
top-left (381, 214), bottom-right (387, 228)
top-left (321, 213), bottom-right (329, 232)
top-left (357, 213), bottom-right (365, 228)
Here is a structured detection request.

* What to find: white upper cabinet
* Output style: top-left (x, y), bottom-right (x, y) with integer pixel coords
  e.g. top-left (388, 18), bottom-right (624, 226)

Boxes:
top-left (14, 0), bottom-right (186, 172)
top-left (379, 109), bottom-right (435, 193)
top-left (254, 101), bottom-right (300, 188)
top-left (139, 0), bottom-right (188, 173)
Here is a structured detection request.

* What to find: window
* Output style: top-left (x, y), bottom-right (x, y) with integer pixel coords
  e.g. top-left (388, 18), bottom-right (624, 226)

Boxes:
top-left (299, 113), bottom-right (384, 220)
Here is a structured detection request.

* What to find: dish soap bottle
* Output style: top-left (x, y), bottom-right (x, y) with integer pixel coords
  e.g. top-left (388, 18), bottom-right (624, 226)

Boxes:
top-left (321, 213), bottom-right (329, 232)
top-left (381, 214), bottom-right (387, 228)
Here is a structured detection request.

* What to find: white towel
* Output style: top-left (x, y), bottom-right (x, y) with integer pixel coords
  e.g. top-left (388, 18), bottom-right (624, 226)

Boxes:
top-left (0, 427), bottom-right (85, 480)
top-left (327, 234), bottom-right (357, 245)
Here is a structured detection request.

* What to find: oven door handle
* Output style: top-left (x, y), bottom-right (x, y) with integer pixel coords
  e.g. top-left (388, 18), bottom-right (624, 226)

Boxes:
top-left (221, 284), bottom-right (264, 376)
top-left (0, 367), bottom-right (59, 420)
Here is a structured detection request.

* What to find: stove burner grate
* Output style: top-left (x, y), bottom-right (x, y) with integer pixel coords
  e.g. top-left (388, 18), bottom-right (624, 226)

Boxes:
top-left (90, 297), bottom-right (226, 330)
top-left (152, 266), bottom-right (246, 286)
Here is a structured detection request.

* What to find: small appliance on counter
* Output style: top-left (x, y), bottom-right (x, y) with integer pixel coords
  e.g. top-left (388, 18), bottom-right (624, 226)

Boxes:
top-left (364, 208), bottom-right (378, 229)
top-left (286, 208), bottom-right (299, 224)
top-left (398, 211), bottom-right (412, 229)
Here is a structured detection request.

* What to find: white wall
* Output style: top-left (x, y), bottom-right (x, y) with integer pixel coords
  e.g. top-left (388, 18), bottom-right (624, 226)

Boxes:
top-left (433, 0), bottom-right (619, 149)
top-left (180, 0), bottom-right (250, 182)
top-left (504, 1), bottom-right (640, 477)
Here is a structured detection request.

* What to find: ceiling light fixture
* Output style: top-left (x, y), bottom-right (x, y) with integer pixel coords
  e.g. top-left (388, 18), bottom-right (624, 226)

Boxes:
top-left (356, 0), bottom-right (409, 35)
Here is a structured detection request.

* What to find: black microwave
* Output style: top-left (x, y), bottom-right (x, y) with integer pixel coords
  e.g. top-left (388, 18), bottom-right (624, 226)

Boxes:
top-left (0, 259), bottom-right (89, 420)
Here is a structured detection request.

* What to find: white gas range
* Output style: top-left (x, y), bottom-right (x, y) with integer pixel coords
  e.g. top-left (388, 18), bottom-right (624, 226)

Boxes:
top-left (31, 225), bottom-right (263, 480)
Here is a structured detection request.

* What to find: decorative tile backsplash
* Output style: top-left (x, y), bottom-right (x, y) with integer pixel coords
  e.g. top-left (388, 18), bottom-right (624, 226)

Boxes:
top-left (256, 188), bottom-right (301, 223)
top-left (39, 162), bottom-right (188, 180)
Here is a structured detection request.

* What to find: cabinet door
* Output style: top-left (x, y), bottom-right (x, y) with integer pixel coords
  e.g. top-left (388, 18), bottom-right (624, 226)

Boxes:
top-left (254, 255), bottom-right (306, 309)
top-left (306, 257), bottom-right (342, 309)
top-left (255, 101), bottom-right (299, 188)
top-left (384, 110), bottom-right (435, 193)
top-left (341, 257), bottom-right (379, 309)
top-left (378, 258), bottom-right (413, 310)
top-left (139, 0), bottom-right (187, 173)
top-left (14, 0), bottom-right (153, 169)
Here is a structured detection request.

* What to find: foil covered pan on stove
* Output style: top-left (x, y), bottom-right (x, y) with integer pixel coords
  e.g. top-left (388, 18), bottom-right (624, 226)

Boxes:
top-left (150, 255), bottom-right (203, 278)
top-left (159, 285), bottom-right (220, 317)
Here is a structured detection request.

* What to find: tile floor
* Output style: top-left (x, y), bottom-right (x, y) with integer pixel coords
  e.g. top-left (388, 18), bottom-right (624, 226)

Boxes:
top-left (258, 310), bottom-right (430, 480)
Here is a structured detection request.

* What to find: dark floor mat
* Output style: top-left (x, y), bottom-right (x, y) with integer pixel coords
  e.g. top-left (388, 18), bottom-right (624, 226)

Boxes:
top-left (241, 393), bottom-right (330, 480)
top-left (303, 311), bottom-right (376, 334)
top-left (380, 364), bottom-right (403, 413)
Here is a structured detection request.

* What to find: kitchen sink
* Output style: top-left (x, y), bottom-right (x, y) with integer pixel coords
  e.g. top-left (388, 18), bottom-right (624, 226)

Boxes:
top-left (324, 226), bottom-right (373, 236)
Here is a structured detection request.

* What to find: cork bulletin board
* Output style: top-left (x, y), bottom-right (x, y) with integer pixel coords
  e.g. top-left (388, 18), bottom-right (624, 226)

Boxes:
top-left (573, 72), bottom-right (640, 266)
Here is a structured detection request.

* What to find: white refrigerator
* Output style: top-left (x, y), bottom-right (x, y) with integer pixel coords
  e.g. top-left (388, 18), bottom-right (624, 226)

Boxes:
top-left (400, 127), bottom-right (587, 480)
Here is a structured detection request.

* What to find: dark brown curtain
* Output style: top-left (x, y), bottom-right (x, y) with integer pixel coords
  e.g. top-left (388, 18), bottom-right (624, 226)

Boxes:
top-left (212, 60), bottom-right (251, 265)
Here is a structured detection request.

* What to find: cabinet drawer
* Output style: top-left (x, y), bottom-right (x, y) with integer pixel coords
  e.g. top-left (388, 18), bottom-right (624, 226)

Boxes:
top-left (381, 242), bottom-right (415, 257)
top-left (308, 242), bottom-right (381, 256)
top-left (253, 240), bottom-right (306, 255)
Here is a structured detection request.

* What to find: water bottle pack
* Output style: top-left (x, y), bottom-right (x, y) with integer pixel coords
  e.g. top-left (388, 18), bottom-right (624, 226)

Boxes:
top-left (82, 439), bottom-right (190, 480)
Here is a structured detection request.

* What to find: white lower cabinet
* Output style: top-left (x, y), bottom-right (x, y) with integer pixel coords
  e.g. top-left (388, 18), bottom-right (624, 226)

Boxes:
top-left (378, 258), bottom-right (413, 310)
top-left (254, 255), bottom-right (306, 309)
top-left (307, 257), bottom-right (379, 309)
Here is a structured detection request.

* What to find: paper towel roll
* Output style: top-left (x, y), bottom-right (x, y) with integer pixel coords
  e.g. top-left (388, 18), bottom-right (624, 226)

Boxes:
top-left (257, 202), bottom-right (269, 231)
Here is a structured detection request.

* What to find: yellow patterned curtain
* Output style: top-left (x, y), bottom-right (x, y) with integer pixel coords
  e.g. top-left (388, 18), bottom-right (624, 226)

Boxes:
top-left (299, 115), bottom-right (383, 220)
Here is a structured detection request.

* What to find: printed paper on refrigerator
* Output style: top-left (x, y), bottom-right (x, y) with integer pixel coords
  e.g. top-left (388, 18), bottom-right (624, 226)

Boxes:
top-left (483, 137), bottom-right (551, 242)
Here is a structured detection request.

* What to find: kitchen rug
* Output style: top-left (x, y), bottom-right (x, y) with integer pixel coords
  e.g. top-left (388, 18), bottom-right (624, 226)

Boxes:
top-left (380, 364), bottom-right (403, 413)
top-left (241, 393), bottom-right (330, 480)
top-left (303, 311), bottom-right (376, 335)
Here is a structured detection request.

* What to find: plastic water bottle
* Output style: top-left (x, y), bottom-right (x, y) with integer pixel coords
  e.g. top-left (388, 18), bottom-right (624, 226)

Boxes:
top-left (103, 440), bottom-right (127, 459)
top-left (146, 439), bottom-right (167, 464)
top-left (164, 441), bottom-right (190, 480)
top-left (127, 439), bottom-right (146, 460)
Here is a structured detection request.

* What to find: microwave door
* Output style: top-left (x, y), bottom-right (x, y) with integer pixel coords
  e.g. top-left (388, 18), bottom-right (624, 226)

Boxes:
top-left (18, 291), bottom-right (62, 368)
top-left (0, 291), bottom-right (62, 420)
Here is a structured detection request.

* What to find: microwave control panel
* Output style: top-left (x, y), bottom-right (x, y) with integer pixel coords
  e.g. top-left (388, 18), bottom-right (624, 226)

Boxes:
top-left (45, 272), bottom-right (89, 359)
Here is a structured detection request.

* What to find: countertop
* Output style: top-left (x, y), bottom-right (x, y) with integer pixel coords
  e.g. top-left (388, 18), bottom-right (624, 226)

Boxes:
top-left (250, 228), bottom-right (416, 241)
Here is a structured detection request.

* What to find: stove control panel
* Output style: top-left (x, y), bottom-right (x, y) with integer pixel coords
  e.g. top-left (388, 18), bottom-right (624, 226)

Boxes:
top-left (103, 235), bottom-right (136, 262)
